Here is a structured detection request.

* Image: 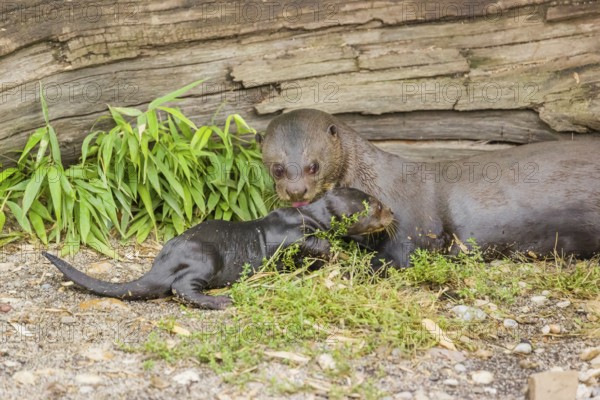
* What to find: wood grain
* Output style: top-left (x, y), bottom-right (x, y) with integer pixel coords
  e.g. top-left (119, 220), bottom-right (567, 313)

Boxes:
top-left (0, 0), bottom-right (598, 165)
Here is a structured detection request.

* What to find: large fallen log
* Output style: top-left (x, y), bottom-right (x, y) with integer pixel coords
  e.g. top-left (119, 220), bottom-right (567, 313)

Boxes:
top-left (1, 0), bottom-right (598, 165)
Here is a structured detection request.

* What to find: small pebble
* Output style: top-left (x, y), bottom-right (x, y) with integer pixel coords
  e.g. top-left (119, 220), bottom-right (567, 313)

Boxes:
top-left (395, 391), bottom-right (413, 400)
top-left (471, 370), bottom-right (494, 385)
top-left (577, 383), bottom-right (592, 399)
top-left (579, 368), bottom-right (600, 384)
top-left (82, 347), bottom-right (114, 362)
top-left (454, 363), bottom-right (467, 373)
top-left (79, 386), bottom-right (94, 394)
top-left (86, 261), bottom-right (113, 276)
top-left (413, 390), bottom-right (429, 400)
top-left (549, 324), bottom-right (561, 334)
top-left (513, 343), bottom-right (533, 354)
top-left (0, 262), bottom-right (15, 272)
top-left (443, 378), bottom-right (459, 386)
top-left (12, 370), bottom-right (36, 385)
top-left (75, 374), bottom-right (103, 386)
top-left (531, 296), bottom-right (547, 306)
top-left (317, 353), bottom-right (337, 371)
top-left (503, 319), bottom-right (518, 329)
top-left (484, 387), bottom-right (497, 395)
top-left (61, 316), bottom-right (77, 325)
top-left (451, 305), bottom-right (487, 321)
top-left (519, 359), bottom-right (539, 369)
top-left (4, 361), bottom-right (21, 368)
top-left (590, 354), bottom-right (600, 367)
top-left (580, 347), bottom-right (600, 361)
top-left (172, 370), bottom-right (200, 385)
top-left (40, 283), bottom-right (52, 290)
top-left (474, 349), bottom-right (493, 360)
top-left (150, 376), bottom-right (170, 389)
top-left (534, 348), bottom-right (545, 354)
top-left (518, 281), bottom-right (528, 288)
top-left (428, 348), bottom-right (466, 363)
top-left (541, 290), bottom-right (551, 296)
top-left (542, 325), bottom-right (551, 335)
top-left (429, 391), bottom-right (453, 400)
top-left (78, 298), bottom-right (129, 312)
top-left (521, 306), bottom-right (531, 313)
top-left (556, 300), bottom-right (571, 308)
top-left (0, 303), bottom-right (12, 313)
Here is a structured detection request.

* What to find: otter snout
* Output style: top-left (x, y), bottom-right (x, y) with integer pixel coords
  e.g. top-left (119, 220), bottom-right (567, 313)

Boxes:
top-left (285, 183), bottom-right (308, 202)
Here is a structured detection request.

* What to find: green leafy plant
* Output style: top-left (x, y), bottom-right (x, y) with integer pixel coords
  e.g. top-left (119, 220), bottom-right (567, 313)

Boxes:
top-left (0, 80), bottom-right (274, 255)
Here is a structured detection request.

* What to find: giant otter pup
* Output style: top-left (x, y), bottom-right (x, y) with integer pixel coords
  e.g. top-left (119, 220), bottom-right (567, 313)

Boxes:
top-left (42, 188), bottom-right (393, 310)
top-left (260, 109), bottom-right (600, 266)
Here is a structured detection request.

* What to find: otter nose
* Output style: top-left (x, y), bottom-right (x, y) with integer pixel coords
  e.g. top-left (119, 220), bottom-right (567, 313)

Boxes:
top-left (286, 185), bottom-right (308, 201)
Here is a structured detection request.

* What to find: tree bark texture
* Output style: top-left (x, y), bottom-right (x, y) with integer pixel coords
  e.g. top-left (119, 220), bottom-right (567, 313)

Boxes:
top-left (0, 0), bottom-right (598, 164)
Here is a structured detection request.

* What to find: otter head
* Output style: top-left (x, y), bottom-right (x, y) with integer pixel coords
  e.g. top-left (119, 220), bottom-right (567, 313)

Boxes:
top-left (258, 109), bottom-right (345, 207)
top-left (321, 188), bottom-right (394, 236)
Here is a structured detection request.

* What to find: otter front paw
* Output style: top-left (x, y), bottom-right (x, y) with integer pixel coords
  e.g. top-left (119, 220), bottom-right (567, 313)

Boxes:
top-left (200, 295), bottom-right (234, 310)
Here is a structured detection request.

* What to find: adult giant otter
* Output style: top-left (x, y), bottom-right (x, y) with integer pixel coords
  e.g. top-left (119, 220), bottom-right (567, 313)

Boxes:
top-left (260, 109), bottom-right (600, 267)
top-left (42, 188), bottom-right (393, 309)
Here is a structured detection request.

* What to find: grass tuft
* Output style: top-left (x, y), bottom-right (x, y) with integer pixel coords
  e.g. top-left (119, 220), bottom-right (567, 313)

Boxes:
top-left (134, 234), bottom-right (599, 390)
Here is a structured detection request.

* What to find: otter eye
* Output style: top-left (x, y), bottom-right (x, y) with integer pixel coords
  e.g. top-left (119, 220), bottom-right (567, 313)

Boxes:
top-left (308, 162), bottom-right (319, 175)
top-left (272, 164), bottom-right (285, 179)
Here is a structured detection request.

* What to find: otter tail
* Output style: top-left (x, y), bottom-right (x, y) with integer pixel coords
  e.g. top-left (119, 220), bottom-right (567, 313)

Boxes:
top-left (42, 251), bottom-right (167, 300)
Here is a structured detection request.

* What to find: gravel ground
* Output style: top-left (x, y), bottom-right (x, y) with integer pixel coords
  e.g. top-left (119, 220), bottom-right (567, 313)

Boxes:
top-left (1, 242), bottom-right (599, 399)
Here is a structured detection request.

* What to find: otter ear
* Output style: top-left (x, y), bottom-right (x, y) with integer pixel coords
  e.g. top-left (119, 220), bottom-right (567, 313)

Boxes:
top-left (255, 133), bottom-right (264, 147)
top-left (327, 124), bottom-right (337, 137)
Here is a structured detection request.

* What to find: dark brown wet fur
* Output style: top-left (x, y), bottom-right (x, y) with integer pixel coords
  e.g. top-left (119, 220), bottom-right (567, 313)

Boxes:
top-left (42, 188), bottom-right (393, 309)
top-left (260, 109), bottom-right (600, 266)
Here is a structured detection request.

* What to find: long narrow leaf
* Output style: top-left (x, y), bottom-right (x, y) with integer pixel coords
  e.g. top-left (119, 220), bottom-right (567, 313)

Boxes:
top-left (79, 195), bottom-right (91, 243)
top-left (81, 132), bottom-right (100, 164)
top-left (29, 211), bottom-right (48, 244)
top-left (6, 201), bottom-right (32, 233)
top-left (48, 126), bottom-right (62, 164)
top-left (47, 166), bottom-right (63, 229)
top-left (137, 184), bottom-right (157, 226)
top-left (158, 106), bottom-right (198, 130)
top-left (147, 109), bottom-right (159, 140)
top-left (22, 167), bottom-right (47, 215)
top-left (111, 106), bottom-right (143, 117)
top-left (148, 79), bottom-right (204, 110)
top-left (30, 200), bottom-right (52, 221)
top-left (17, 128), bottom-right (45, 165)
